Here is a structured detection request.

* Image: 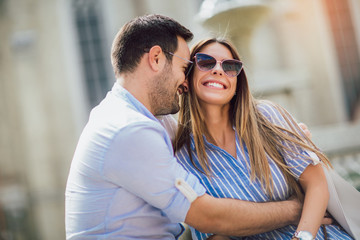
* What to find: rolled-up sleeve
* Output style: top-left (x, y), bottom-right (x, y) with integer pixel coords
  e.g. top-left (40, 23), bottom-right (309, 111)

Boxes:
top-left (102, 121), bottom-right (206, 223)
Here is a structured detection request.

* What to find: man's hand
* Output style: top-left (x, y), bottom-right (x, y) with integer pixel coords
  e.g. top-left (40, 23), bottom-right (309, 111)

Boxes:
top-left (298, 123), bottom-right (312, 139)
top-left (321, 211), bottom-right (334, 225)
top-left (207, 235), bottom-right (231, 240)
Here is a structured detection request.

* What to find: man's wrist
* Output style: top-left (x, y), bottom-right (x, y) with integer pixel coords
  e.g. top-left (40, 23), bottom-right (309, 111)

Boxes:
top-left (286, 197), bottom-right (302, 224)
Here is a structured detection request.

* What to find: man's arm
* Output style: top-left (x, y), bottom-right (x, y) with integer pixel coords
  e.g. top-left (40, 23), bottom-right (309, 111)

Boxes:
top-left (185, 194), bottom-right (301, 236)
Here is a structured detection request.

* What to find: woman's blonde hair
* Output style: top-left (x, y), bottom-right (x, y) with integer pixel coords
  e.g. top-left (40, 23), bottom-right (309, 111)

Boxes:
top-left (174, 38), bottom-right (331, 199)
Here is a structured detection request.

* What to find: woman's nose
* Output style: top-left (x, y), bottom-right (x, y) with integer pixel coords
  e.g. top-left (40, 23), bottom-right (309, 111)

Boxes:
top-left (211, 62), bottom-right (224, 75)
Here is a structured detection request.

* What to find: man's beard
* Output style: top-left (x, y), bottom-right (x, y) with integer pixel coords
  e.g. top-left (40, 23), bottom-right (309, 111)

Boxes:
top-left (148, 64), bottom-right (180, 116)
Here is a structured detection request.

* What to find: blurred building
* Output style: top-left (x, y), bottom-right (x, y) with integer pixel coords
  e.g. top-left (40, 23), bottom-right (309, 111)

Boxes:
top-left (0, 0), bottom-right (359, 239)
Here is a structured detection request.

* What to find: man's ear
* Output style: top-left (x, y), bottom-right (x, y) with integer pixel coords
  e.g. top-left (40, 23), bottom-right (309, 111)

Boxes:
top-left (148, 45), bottom-right (165, 72)
top-left (182, 79), bottom-right (189, 93)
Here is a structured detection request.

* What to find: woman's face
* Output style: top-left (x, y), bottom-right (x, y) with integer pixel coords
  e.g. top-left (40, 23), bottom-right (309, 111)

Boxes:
top-left (192, 43), bottom-right (238, 107)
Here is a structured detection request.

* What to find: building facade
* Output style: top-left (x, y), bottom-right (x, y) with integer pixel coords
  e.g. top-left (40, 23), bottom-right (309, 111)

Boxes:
top-left (0, 0), bottom-right (359, 239)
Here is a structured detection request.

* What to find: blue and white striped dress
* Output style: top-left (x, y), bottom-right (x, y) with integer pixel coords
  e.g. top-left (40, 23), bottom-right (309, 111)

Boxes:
top-left (175, 102), bottom-right (353, 240)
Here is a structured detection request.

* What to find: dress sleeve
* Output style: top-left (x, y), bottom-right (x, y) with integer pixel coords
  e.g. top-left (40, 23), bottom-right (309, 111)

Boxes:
top-left (257, 101), bottom-right (318, 180)
top-left (102, 121), bottom-right (206, 223)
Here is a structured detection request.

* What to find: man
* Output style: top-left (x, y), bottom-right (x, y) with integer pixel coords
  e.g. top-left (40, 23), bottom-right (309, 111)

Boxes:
top-left (65, 14), bottom-right (310, 239)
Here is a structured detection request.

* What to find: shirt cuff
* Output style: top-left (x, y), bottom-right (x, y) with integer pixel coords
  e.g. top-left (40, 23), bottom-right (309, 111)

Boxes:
top-left (304, 150), bottom-right (321, 165)
top-left (164, 172), bottom-right (206, 223)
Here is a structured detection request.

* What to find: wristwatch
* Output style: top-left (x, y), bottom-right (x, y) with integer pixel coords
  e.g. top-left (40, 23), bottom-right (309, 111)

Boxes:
top-left (292, 231), bottom-right (314, 240)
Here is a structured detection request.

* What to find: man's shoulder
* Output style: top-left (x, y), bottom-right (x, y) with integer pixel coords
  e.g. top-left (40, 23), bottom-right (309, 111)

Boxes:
top-left (90, 96), bottom-right (158, 130)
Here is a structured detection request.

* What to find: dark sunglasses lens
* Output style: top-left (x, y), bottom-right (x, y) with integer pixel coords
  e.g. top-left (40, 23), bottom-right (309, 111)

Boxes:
top-left (223, 60), bottom-right (242, 77)
top-left (196, 54), bottom-right (216, 71)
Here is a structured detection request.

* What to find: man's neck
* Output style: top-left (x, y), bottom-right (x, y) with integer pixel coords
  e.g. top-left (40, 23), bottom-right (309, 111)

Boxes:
top-left (117, 74), bottom-right (153, 115)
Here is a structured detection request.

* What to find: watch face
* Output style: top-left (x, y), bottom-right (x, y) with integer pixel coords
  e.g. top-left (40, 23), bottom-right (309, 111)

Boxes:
top-left (295, 231), bottom-right (314, 240)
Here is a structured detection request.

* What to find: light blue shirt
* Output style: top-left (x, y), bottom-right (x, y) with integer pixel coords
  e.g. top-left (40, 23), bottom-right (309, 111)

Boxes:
top-left (175, 102), bottom-right (353, 240)
top-left (65, 83), bottom-right (206, 239)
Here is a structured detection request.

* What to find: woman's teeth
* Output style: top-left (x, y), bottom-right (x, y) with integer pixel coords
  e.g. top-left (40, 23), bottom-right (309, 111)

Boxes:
top-left (205, 82), bottom-right (224, 89)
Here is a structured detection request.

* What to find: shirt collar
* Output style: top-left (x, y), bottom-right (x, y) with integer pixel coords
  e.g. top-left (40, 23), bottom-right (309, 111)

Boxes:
top-left (189, 134), bottom-right (216, 151)
top-left (189, 126), bottom-right (238, 151)
top-left (111, 82), bottom-right (159, 123)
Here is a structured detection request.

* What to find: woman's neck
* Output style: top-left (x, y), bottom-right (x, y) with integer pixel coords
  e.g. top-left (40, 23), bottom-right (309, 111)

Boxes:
top-left (201, 104), bottom-right (235, 148)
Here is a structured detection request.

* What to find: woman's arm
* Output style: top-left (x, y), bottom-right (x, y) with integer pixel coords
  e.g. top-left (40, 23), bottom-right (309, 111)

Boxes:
top-left (293, 163), bottom-right (329, 238)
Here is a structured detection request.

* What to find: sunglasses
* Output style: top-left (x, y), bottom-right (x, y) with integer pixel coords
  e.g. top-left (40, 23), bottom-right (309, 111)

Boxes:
top-left (194, 53), bottom-right (243, 77)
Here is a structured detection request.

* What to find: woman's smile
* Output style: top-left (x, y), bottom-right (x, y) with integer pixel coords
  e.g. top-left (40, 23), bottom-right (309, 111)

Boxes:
top-left (202, 80), bottom-right (227, 89)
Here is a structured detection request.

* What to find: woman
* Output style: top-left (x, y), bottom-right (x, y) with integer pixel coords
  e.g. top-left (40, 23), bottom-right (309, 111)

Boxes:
top-left (174, 38), bottom-right (353, 240)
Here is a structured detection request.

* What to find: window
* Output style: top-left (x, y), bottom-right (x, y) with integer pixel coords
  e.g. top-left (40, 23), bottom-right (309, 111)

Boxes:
top-left (73, 0), bottom-right (111, 108)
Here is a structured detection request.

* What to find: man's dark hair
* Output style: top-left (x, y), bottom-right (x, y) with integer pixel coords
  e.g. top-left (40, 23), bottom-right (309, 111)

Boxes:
top-left (111, 14), bottom-right (193, 76)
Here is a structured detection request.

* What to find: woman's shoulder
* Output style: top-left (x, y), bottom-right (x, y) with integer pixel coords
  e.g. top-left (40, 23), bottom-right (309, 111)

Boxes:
top-left (256, 100), bottom-right (296, 128)
top-left (256, 100), bottom-right (282, 120)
